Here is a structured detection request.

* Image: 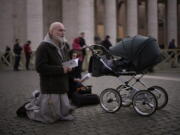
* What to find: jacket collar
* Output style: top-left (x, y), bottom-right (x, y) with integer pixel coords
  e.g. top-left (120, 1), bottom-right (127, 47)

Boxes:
top-left (43, 33), bottom-right (67, 50)
top-left (43, 33), bottom-right (67, 61)
top-left (43, 33), bottom-right (59, 49)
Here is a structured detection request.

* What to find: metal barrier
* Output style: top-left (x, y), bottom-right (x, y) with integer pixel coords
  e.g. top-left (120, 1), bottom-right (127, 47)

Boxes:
top-left (155, 49), bottom-right (180, 70)
top-left (0, 51), bottom-right (35, 70)
top-left (0, 49), bottom-right (179, 70)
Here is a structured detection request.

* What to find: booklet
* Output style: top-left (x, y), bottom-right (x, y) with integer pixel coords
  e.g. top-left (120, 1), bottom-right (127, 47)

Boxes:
top-left (62, 58), bottom-right (79, 68)
top-left (81, 73), bottom-right (92, 82)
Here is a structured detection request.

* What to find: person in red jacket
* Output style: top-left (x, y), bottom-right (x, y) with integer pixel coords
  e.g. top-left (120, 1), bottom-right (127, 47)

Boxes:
top-left (23, 40), bottom-right (32, 70)
top-left (72, 37), bottom-right (83, 61)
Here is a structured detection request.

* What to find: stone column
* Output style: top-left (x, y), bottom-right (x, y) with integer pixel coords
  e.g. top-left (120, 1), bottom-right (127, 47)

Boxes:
top-left (77, 0), bottom-right (95, 45)
top-left (126, 0), bottom-right (138, 37)
top-left (147, 0), bottom-right (158, 40)
top-left (27, 0), bottom-right (43, 50)
top-left (0, 0), bottom-right (14, 50)
top-left (104, 0), bottom-right (117, 45)
top-left (62, 0), bottom-right (78, 45)
top-left (167, 0), bottom-right (177, 46)
top-left (77, 0), bottom-right (95, 71)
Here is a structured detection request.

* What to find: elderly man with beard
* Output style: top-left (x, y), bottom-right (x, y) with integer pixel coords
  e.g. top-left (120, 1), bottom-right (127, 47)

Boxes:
top-left (24, 22), bottom-right (75, 123)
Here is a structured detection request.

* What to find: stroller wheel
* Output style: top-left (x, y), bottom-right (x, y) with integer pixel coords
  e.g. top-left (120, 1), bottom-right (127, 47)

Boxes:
top-left (148, 86), bottom-right (168, 110)
top-left (100, 88), bottom-right (122, 113)
top-left (116, 85), bottom-right (132, 107)
top-left (132, 90), bottom-right (157, 116)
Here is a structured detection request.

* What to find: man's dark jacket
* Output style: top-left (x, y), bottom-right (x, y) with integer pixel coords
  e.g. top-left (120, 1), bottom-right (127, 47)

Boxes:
top-left (35, 42), bottom-right (70, 94)
top-left (101, 39), bottom-right (112, 50)
top-left (13, 43), bottom-right (22, 55)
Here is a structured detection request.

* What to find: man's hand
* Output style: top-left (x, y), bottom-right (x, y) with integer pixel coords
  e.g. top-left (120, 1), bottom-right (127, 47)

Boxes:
top-left (74, 78), bottom-right (82, 83)
top-left (63, 67), bottom-right (72, 73)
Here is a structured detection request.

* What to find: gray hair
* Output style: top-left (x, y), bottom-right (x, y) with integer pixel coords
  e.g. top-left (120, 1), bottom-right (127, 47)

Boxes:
top-left (49, 22), bottom-right (64, 34)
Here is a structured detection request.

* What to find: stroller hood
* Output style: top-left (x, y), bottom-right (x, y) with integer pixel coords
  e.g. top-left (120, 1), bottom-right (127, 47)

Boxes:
top-left (110, 35), bottom-right (162, 71)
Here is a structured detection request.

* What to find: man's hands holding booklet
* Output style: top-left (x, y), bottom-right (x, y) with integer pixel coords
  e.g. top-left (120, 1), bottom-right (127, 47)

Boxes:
top-left (63, 67), bottom-right (72, 74)
top-left (62, 58), bottom-right (79, 74)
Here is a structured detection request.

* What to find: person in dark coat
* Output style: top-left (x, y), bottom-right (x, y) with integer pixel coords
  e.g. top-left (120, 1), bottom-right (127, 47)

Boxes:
top-left (168, 39), bottom-right (176, 49)
top-left (101, 35), bottom-right (112, 50)
top-left (68, 51), bottom-right (99, 107)
top-left (13, 39), bottom-right (22, 71)
top-left (22, 22), bottom-right (75, 123)
top-left (68, 51), bottom-right (83, 98)
top-left (168, 39), bottom-right (176, 67)
top-left (23, 40), bottom-right (32, 70)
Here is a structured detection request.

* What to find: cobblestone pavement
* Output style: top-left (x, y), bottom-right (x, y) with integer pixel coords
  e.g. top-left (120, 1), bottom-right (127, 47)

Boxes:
top-left (0, 68), bottom-right (180, 135)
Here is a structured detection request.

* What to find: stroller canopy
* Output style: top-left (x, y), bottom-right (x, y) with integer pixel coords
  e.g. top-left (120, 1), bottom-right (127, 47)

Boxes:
top-left (110, 35), bottom-right (162, 71)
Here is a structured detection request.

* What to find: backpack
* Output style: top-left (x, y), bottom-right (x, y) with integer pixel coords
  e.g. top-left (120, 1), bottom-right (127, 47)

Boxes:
top-left (72, 92), bottom-right (100, 107)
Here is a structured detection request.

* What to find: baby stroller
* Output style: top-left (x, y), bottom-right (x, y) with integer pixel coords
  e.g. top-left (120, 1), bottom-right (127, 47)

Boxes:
top-left (88, 35), bottom-right (168, 116)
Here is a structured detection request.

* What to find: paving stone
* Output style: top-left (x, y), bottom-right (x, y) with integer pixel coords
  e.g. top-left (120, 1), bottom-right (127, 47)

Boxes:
top-left (0, 68), bottom-right (180, 135)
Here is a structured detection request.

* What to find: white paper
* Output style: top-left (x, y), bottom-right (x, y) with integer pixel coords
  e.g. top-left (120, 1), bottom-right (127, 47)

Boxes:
top-left (62, 58), bottom-right (79, 68)
top-left (81, 73), bottom-right (92, 82)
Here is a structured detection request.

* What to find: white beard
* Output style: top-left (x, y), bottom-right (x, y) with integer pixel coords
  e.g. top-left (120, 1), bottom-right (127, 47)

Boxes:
top-left (55, 36), bottom-right (67, 43)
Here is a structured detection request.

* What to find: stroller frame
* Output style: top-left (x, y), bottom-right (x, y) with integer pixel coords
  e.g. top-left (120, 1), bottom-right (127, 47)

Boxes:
top-left (87, 44), bottom-right (168, 116)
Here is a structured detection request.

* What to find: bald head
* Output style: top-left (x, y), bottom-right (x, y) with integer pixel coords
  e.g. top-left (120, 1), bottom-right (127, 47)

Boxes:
top-left (48, 22), bottom-right (66, 42)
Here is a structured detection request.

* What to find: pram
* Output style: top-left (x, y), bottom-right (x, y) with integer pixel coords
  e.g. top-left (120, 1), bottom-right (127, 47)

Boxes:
top-left (88, 35), bottom-right (168, 116)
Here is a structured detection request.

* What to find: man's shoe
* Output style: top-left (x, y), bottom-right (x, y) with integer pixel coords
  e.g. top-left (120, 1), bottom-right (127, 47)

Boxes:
top-left (16, 102), bottom-right (29, 118)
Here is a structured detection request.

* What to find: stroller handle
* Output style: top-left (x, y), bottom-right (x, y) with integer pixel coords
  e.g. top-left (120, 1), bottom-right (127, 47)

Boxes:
top-left (84, 44), bottom-right (111, 56)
